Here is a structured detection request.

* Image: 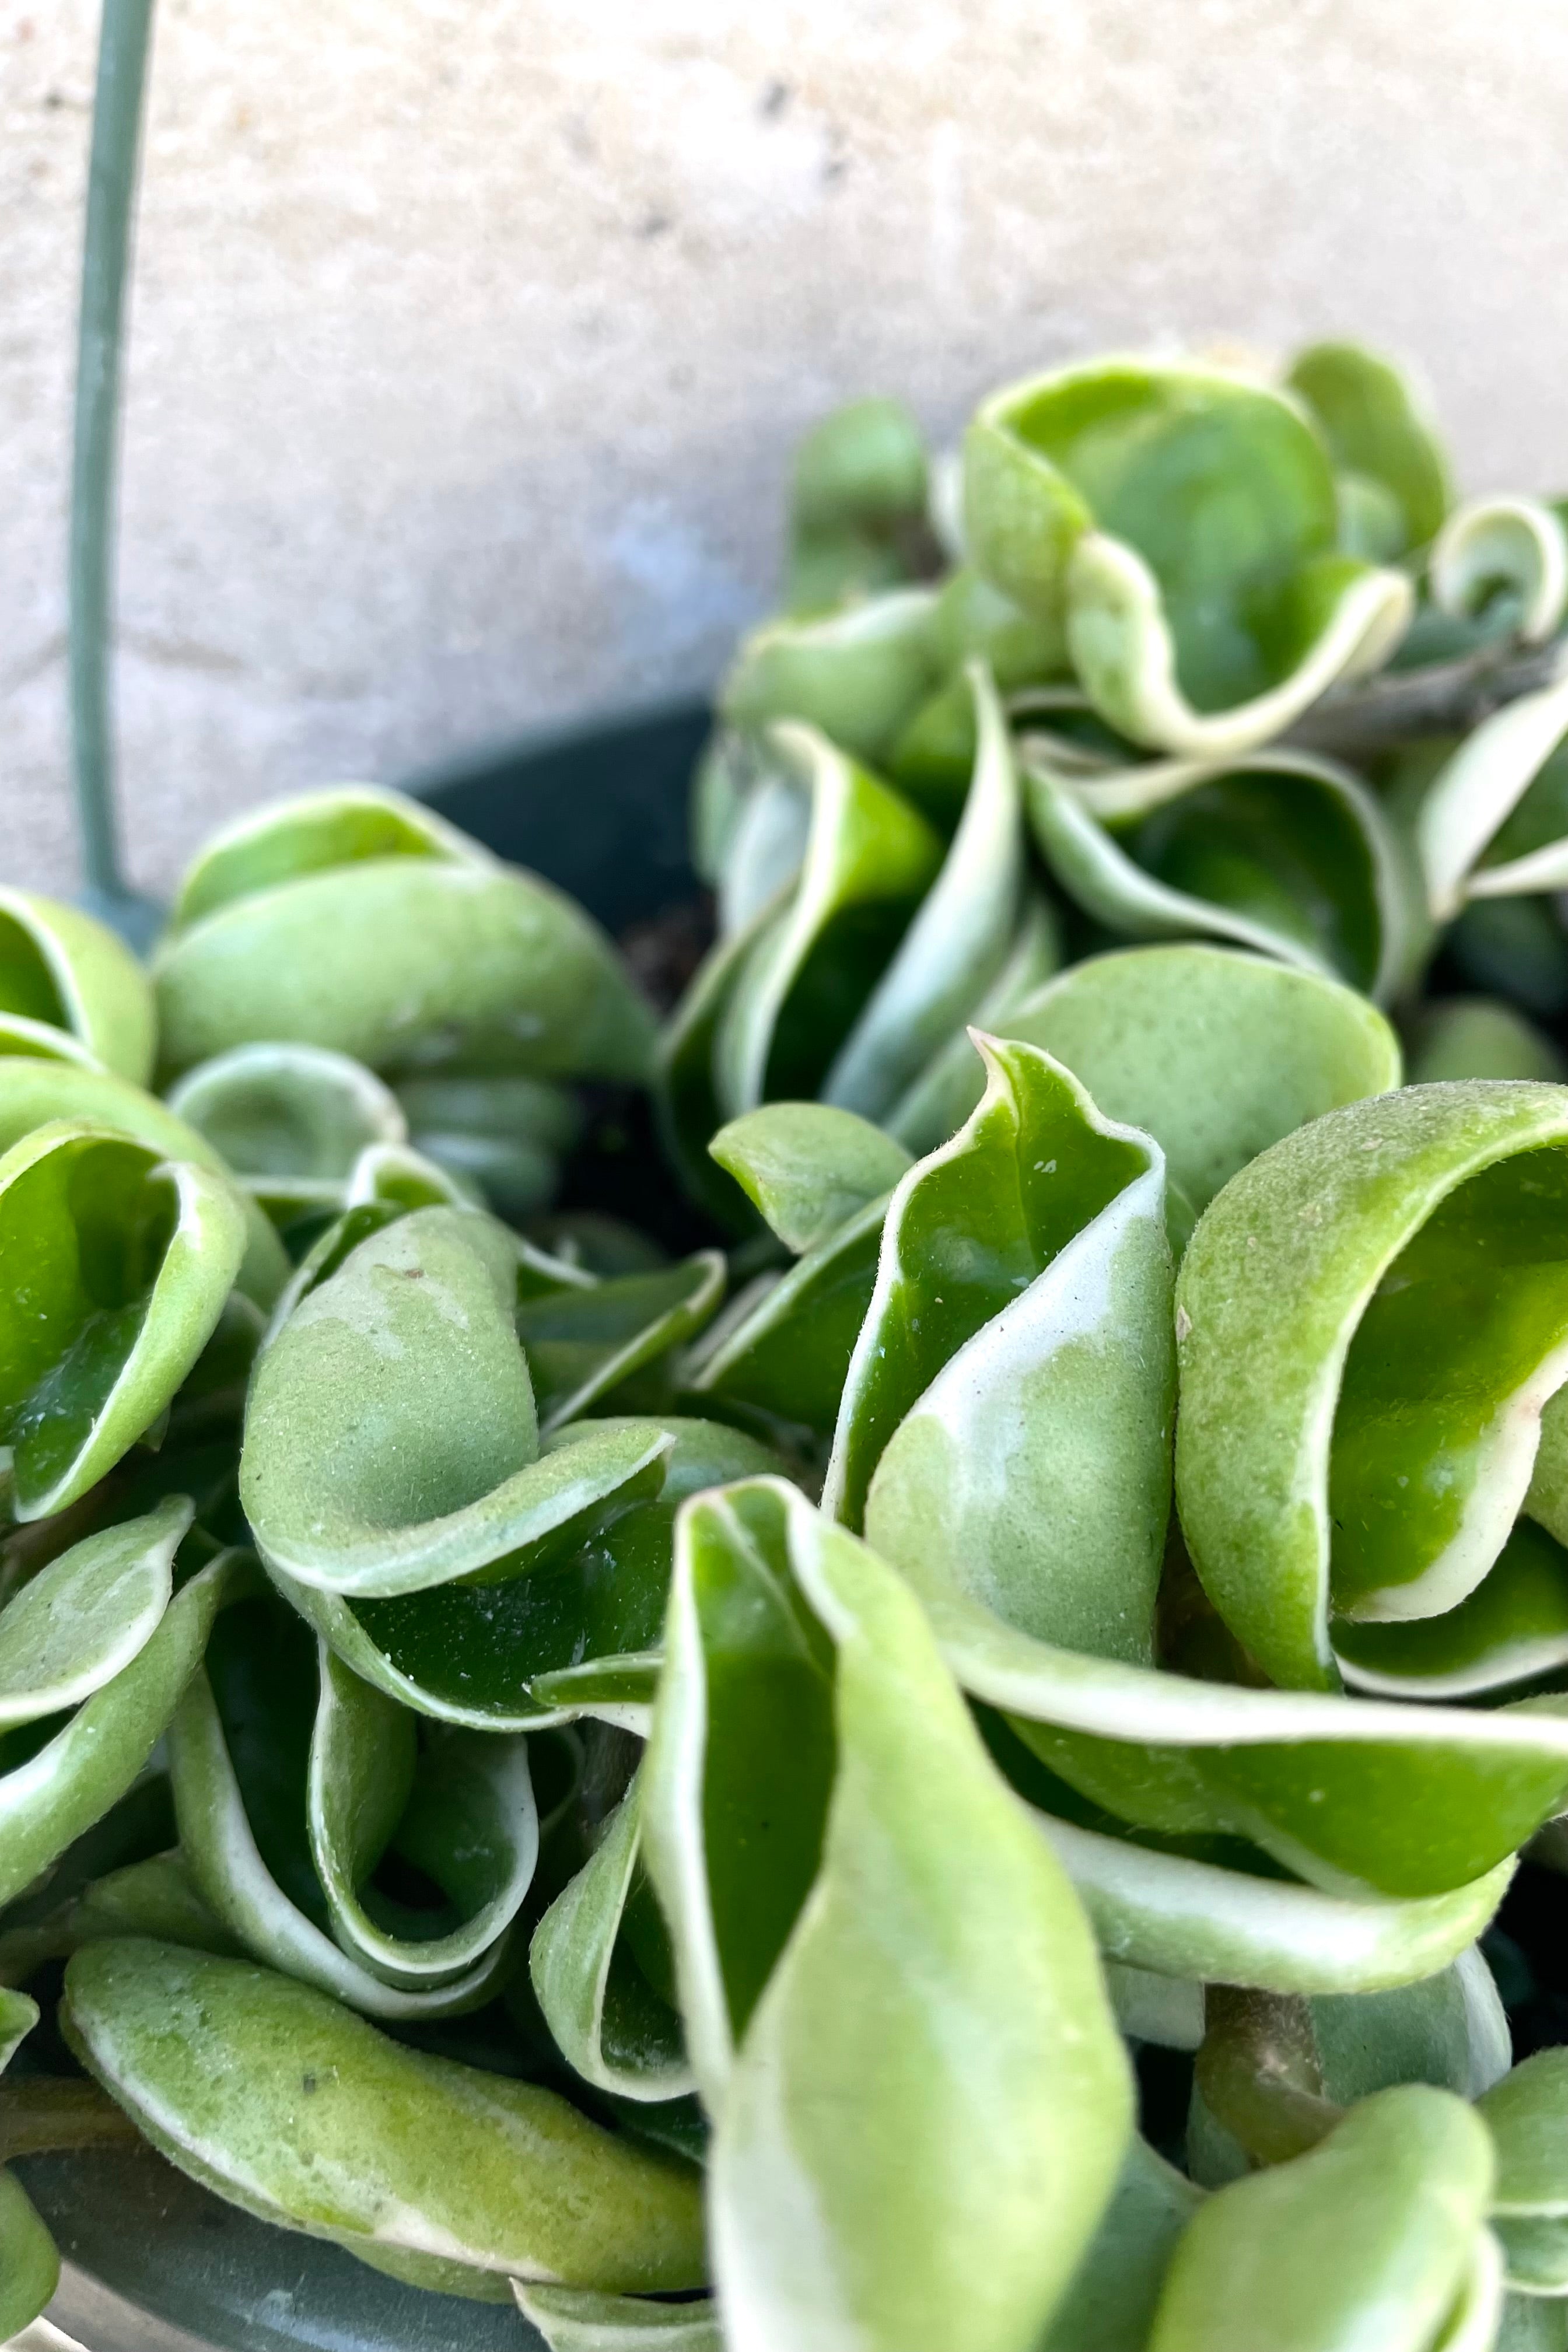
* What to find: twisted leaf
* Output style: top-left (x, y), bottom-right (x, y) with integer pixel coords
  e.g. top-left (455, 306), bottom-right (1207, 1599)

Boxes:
top-left (0, 886), bottom-right (155, 1085)
top-left (963, 358), bottom-right (1411, 755)
top-left (1146, 2086), bottom-right (1499, 2352)
top-left (1432, 497), bottom-right (1568, 646)
top-left (676, 1481), bottom-right (1133, 2352)
top-left (1025, 748), bottom-right (1412, 1000)
top-left (1177, 1082), bottom-right (1568, 1690)
top-left (530, 1765), bottom-right (691, 2102)
top-left (0, 1122), bottom-right (246, 1518)
top-left (1287, 341), bottom-right (1453, 558)
top-left (890, 942), bottom-right (1401, 1222)
top-left (0, 1493), bottom-right (188, 1728)
top-left (155, 788), bottom-right (654, 1083)
top-left (0, 1547), bottom-right (244, 1909)
top-left (62, 1938), bottom-right (708, 2299)
top-left (0, 1989), bottom-right (58, 2339)
top-left (266, 1417), bottom-right (784, 1732)
top-left (241, 1206), bottom-right (672, 1598)
top-left (167, 1042), bottom-right (407, 1219)
top-left (516, 2285), bottom-right (722, 2350)
top-left (1418, 677), bottom-right (1568, 921)
top-left (713, 725), bottom-right (944, 1117)
top-left (709, 1104), bottom-right (911, 1256)
top-left (720, 590), bottom-right (940, 764)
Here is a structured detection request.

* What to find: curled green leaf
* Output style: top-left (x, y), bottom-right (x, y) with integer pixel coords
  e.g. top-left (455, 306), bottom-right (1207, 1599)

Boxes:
top-left (892, 943), bottom-right (1401, 1219)
top-left (0, 1121), bottom-right (246, 1518)
top-left (964, 359), bottom-right (1411, 755)
top-left (1418, 677), bottom-right (1568, 921)
top-left (1025, 748), bottom-right (1413, 1000)
top-left (530, 1764), bottom-right (691, 2103)
top-left (709, 1103), bottom-right (911, 1255)
top-left (266, 1416), bottom-right (783, 1733)
top-left (817, 662), bottom-right (1027, 1121)
top-left (1432, 497), bottom-right (1568, 646)
top-left (0, 1058), bottom-right (288, 1310)
top-left (0, 1546), bottom-right (243, 1909)
top-left (713, 724), bottom-right (944, 1118)
top-left (62, 1938), bottom-right (708, 2299)
top-left (167, 1042), bottom-right (407, 1220)
top-left (720, 590), bottom-right (940, 764)
top-left (1287, 341), bottom-right (1454, 558)
top-left (1146, 2085), bottom-right (1499, 2352)
top-left (0, 1493), bottom-right (188, 1728)
top-left (1177, 1082), bottom-right (1568, 1692)
top-left (241, 1206), bottom-right (673, 1598)
top-left (687, 1481), bottom-right (1133, 2352)
top-left (155, 789), bottom-right (655, 1084)
top-left (0, 886), bottom-right (155, 1086)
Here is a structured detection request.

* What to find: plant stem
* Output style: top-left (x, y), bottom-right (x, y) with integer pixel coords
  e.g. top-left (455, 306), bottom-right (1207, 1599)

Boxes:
top-left (1287, 635), bottom-right (1568, 760)
top-left (69, 0), bottom-right (156, 923)
top-left (1194, 1986), bottom-right (1343, 2166)
top-left (0, 2078), bottom-right (139, 2163)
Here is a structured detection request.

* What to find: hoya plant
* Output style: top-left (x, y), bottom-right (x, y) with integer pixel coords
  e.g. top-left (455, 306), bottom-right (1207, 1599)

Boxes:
top-left (15, 39), bottom-right (1568, 2344)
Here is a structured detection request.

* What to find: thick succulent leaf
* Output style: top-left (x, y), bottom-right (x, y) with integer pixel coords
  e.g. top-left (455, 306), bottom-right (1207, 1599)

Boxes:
top-left (242, 1206), bottom-right (671, 1597)
top-left (62, 1938), bottom-right (707, 2295)
top-left (825, 1031), bottom-right (1159, 1533)
top-left (1067, 528), bottom-right (1411, 757)
top-left (891, 1541), bottom-right (1568, 1896)
top-left (1146, 2086), bottom-right (1496, 2352)
top-left (0, 1548), bottom-right (243, 1909)
top-left (1479, 2049), bottom-right (1568, 2221)
top-left (641, 1481), bottom-right (838, 2110)
top-left (267, 1418), bottom-right (783, 1732)
top-left (308, 1646), bottom-right (538, 1990)
top-left (687, 1194), bottom-right (888, 1437)
top-left (0, 1122), bottom-right (246, 1519)
top-left (0, 1494), bottom-right (188, 1728)
top-left (517, 1254), bottom-right (727, 1431)
top-left (706, 1482), bottom-right (1133, 2352)
top-left (1418, 678), bottom-right (1568, 920)
top-left (517, 2286), bottom-right (721, 2349)
top-left (709, 1104), bottom-right (911, 1255)
top-left (343, 1138), bottom-right (477, 1212)
top-left (0, 1993), bottom-right (58, 2339)
top-left (928, 564), bottom-right (1066, 691)
top-left (169, 1637), bottom-right (510, 2020)
top-left (0, 1847), bottom-right (240, 1978)
top-left (0, 1059), bottom-right (288, 1310)
top-left (818, 663), bottom-right (1026, 1120)
top-left (914, 944), bottom-right (1399, 1226)
top-left (1039, 2136), bottom-right (1203, 2352)
top-left (863, 1135), bottom-right (1171, 1667)
top-left (530, 1767), bottom-right (691, 2102)
top-left (1026, 750), bottom-right (1410, 999)
top-left (1410, 1000), bottom-right (1568, 1086)
top-left (1287, 341), bottom-right (1454, 555)
top-left (964, 356), bottom-right (1410, 751)
top-left (713, 726), bottom-right (944, 1117)
top-left (656, 904), bottom-right (778, 1230)
top-left (155, 856), bottom-right (655, 1084)
top-left (0, 1016), bottom-right (105, 1069)
top-left (720, 590), bottom-right (940, 763)
top-left (715, 766), bottom-right (813, 940)
top-left (1432, 497), bottom-right (1568, 646)
top-left (884, 895), bottom-right (1062, 1152)
top-left (786, 397), bottom-right (930, 614)
top-left (167, 1042), bottom-right (407, 1217)
top-left (166, 783), bottom-right (489, 929)
top-left (0, 886), bottom-right (155, 1085)
top-left (1177, 1082), bottom-right (1568, 1690)
top-left (1333, 1518), bottom-right (1568, 1698)
top-left (1034, 1810), bottom-right (1513, 1992)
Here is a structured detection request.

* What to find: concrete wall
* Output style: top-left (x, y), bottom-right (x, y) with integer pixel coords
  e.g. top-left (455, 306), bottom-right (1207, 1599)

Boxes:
top-left (7, 0), bottom-right (1568, 901)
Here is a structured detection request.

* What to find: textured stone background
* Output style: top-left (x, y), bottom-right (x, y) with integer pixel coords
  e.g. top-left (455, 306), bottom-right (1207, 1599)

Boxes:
top-left (7, 0), bottom-right (1568, 901)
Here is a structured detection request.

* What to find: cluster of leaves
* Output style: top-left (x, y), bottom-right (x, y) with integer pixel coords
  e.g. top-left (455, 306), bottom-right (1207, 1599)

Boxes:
top-left (11, 344), bottom-right (1568, 2352)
